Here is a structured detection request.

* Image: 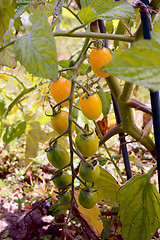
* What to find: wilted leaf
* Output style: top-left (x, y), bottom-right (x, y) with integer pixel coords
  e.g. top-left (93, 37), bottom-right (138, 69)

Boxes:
top-left (75, 191), bottom-right (103, 237)
top-left (97, 87), bottom-right (111, 116)
top-left (117, 174), bottom-right (160, 240)
top-left (14, 6), bottom-right (58, 80)
top-left (104, 32), bottom-right (160, 91)
top-left (79, 0), bottom-right (135, 24)
top-left (3, 120), bottom-right (26, 144)
top-left (95, 168), bottom-right (119, 207)
top-left (0, 45), bottom-right (16, 68)
top-left (14, 0), bottom-right (33, 19)
top-left (0, 0), bottom-right (16, 41)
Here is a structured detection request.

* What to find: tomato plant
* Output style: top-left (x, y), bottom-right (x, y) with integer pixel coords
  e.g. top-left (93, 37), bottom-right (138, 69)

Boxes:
top-left (75, 131), bottom-right (99, 157)
top-left (79, 92), bottom-right (102, 120)
top-left (0, 0), bottom-right (12, 8)
top-left (59, 191), bottom-right (71, 210)
top-left (79, 162), bottom-right (100, 182)
top-left (78, 187), bottom-right (98, 209)
top-left (50, 77), bottom-right (75, 107)
top-left (89, 47), bottom-right (112, 78)
top-left (52, 171), bottom-right (71, 189)
top-left (46, 142), bottom-right (70, 169)
top-left (51, 110), bottom-right (75, 135)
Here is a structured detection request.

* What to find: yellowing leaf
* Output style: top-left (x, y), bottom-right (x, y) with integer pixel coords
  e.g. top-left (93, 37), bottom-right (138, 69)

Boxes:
top-left (75, 191), bottom-right (103, 237)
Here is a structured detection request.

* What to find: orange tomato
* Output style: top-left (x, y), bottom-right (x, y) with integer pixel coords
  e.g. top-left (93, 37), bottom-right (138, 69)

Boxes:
top-left (89, 47), bottom-right (112, 78)
top-left (80, 93), bottom-right (102, 120)
top-left (50, 77), bottom-right (75, 107)
top-left (51, 110), bottom-right (75, 135)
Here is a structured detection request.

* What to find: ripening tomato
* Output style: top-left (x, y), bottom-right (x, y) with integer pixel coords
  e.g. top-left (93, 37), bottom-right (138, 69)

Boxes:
top-left (53, 171), bottom-right (71, 189)
top-left (0, 0), bottom-right (12, 8)
top-left (75, 131), bottom-right (99, 157)
top-left (90, 47), bottom-right (112, 78)
top-left (78, 188), bottom-right (98, 209)
top-left (46, 143), bottom-right (69, 169)
top-left (51, 110), bottom-right (75, 135)
top-left (80, 92), bottom-right (102, 120)
top-left (59, 191), bottom-right (71, 210)
top-left (50, 77), bottom-right (75, 107)
top-left (79, 163), bottom-right (100, 182)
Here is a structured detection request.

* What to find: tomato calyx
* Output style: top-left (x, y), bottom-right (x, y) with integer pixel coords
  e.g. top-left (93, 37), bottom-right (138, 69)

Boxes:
top-left (80, 124), bottom-right (94, 139)
top-left (45, 140), bottom-right (58, 153)
top-left (81, 91), bottom-right (96, 100)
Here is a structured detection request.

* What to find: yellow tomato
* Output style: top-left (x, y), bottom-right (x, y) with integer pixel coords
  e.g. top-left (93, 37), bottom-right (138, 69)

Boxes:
top-left (79, 93), bottom-right (102, 120)
top-left (89, 47), bottom-right (112, 78)
top-left (51, 110), bottom-right (75, 135)
top-left (50, 77), bottom-right (75, 107)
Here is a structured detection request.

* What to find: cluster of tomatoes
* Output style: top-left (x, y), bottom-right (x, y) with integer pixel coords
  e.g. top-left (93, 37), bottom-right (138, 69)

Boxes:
top-left (46, 47), bottom-right (112, 210)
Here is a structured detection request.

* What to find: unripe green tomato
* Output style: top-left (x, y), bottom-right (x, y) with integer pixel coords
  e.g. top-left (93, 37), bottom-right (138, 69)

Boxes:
top-left (75, 132), bottom-right (99, 157)
top-left (0, 0), bottom-right (12, 8)
top-left (53, 171), bottom-right (71, 189)
top-left (79, 163), bottom-right (100, 182)
top-left (59, 191), bottom-right (71, 210)
top-left (46, 144), bottom-right (69, 169)
top-left (78, 188), bottom-right (98, 209)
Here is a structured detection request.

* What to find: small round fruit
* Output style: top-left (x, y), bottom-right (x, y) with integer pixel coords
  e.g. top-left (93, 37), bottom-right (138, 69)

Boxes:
top-left (51, 110), bottom-right (75, 135)
top-left (90, 47), bottom-right (112, 78)
top-left (53, 171), bottom-right (71, 189)
top-left (0, 0), bottom-right (12, 8)
top-left (79, 163), bottom-right (100, 182)
top-left (75, 132), bottom-right (99, 157)
top-left (80, 92), bottom-right (102, 120)
top-left (78, 188), bottom-right (98, 209)
top-left (46, 144), bottom-right (69, 169)
top-left (50, 77), bottom-right (75, 107)
top-left (59, 191), bottom-right (71, 210)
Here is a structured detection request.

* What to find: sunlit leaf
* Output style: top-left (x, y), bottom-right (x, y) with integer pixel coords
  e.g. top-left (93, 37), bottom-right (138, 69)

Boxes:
top-left (75, 191), bottom-right (103, 237)
top-left (103, 32), bottom-right (160, 91)
top-left (79, 0), bottom-right (135, 24)
top-left (3, 120), bottom-right (26, 144)
top-left (117, 174), bottom-right (160, 240)
top-left (0, 93), bottom-right (7, 118)
top-left (95, 168), bottom-right (119, 207)
top-left (14, 6), bottom-right (58, 80)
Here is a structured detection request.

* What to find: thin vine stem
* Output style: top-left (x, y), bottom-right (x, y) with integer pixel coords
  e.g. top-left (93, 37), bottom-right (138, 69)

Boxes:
top-left (94, 120), bottom-right (125, 183)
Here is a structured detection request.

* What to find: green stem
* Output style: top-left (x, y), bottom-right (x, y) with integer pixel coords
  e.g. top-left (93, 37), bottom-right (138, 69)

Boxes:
top-left (120, 82), bottom-right (134, 102)
top-left (68, 24), bottom-right (86, 33)
top-left (0, 39), bottom-right (17, 52)
top-left (147, 163), bottom-right (157, 179)
top-left (63, 6), bottom-right (83, 24)
top-left (54, 31), bottom-right (135, 42)
top-left (6, 85), bottom-right (36, 116)
top-left (94, 121), bottom-right (125, 183)
top-left (3, 73), bottom-right (26, 89)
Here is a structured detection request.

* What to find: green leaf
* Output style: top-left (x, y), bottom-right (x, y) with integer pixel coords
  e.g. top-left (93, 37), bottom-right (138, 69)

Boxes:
top-left (117, 174), bottom-right (160, 240)
top-left (103, 32), bottom-right (160, 91)
top-left (14, 6), bottom-right (58, 80)
top-left (0, 45), bottom-right (16, 68)
top-left (0, 93), bottom-right (7, 118)
top-left (105, 20), bottom-right (114, 34)
top-left (79, 0), bottom-right (135, 24)
top-left (153, 14), bottom-right (160, 33)
top-left (0, 0), bottom-right (17, 41)
top-left (14, 0), bottom-right (33, 19)
top-left (97, 87), bottom-right (111, 117)
top-left (95, 168), bottom-right (119, 207)
top-left (3, 120), bottom-right (26, 144)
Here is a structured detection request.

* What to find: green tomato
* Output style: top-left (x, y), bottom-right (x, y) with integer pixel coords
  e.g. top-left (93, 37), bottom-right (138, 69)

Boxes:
top-left (0, 0), bottom-right (12, 8)
top-left (59, 191), bottom-right (71, 210)
top-left (46, 144), bottom-right (69, 169)
top-left (78, 188), bottom-right (98, 209)
top-left (53, 171), bottom-right (71, 189)
top-left (75, 132), bottom-right (99, 157)
top-left (79, 163), bottom-right (100, 182)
